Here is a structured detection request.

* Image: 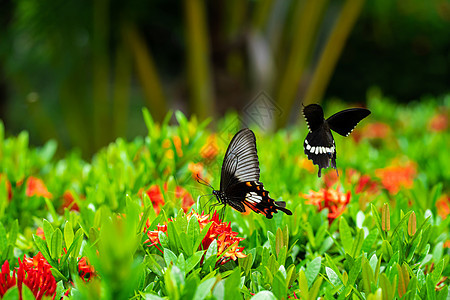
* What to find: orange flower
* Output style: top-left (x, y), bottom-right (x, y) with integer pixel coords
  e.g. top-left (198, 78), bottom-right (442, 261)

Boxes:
top-left (297, 157), bottom-right (315, 174)
top-left (188, 162), bottom-right (204, 180)
top-left (436, 195), bottom-right (450, 220)
top-left (375, 161), bottom-right (416, 195)
top-left (444, 240), bottom-right (450, 248)
top-left (78, 257), bottom-right (96, 282)
top-left (428, 111), bottom-right (448, 132)
top-left (303, 188), bottom-right (351, 223)
top-left (0, 174), bottom-right (12, 201)
top-left (163, 136), bottom-right (184, 158)
top-left (145, 211), bottom-right (246, 265)
top-left (61, 191), bottom-right (81, 212)
top-left (200, 134), bottom-right (219, 162)
top-left (24, 177), bottom-right (53, 199)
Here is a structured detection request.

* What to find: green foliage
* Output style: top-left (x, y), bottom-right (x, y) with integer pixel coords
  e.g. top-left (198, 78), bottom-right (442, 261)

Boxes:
top-left (0, 97), bottom-right (449, 298)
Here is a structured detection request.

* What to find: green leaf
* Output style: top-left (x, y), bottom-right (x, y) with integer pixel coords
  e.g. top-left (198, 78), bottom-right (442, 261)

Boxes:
top-left (137, 204), bottom-right (153, 234)
top-left (298, 269), bottom-right (309, 300)
top-left (224, 267), bottom-right (241, 299)
top-left (7, 220), bottom-right (18, 246)
top-left (33, 234), bottom-right (56, 267)
top-left (362, 257), bottom-right (374, 295)
top-left (326, 267), bottom-right (342, 287)
top-left (250, 291), bottom-right (277, 300)
top-left (0, 222), bottom-right (7, 253)
top-left (64, 221), bottom-right (74, 249)
top-left (186, 251), bottom-right (204, 274)
top-left (193, 277), bottom-right (216, 300)
top-left (187, 215), bottom-right (200, 249)
top-left (267, 231), bottom-right (276, 255)
top-left (204, 239), bottom-right (217, 262)
top-left (430, 259), bottom-right (444, 286)
top-left (380, 273), bottom-right (393, 300)
top-left (194, 222), bottom-right (213, 252)
top-left (164, 248), bottom-right (177, 267)
top-left (339, 217), bottom-right (353, 255)
top-left (272, 270), bottom-right (287, 300)
top-left (362, 228), bottom-right (378, 252)
top-left (50, 228), bottom-right (63, 261)
top-left (305, 257), bottom-right (322, 288)
top-left (309, 276), bottom-right (323, 300)
top-left (180, 232), bottom-right (194, 256)
top-left (43, 219), bottom-right (54, 247)
top-left (350, 228), bottom-right (364, 258)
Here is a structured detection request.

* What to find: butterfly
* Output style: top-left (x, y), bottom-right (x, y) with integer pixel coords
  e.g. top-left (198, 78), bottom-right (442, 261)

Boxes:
top-left (198, 128), bottom-right (292, 219)
top-left (302, 104), bottom-right (371, 177)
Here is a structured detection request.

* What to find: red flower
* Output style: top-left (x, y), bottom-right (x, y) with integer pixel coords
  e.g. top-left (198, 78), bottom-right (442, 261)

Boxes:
top-left (61, 191), bottom-right (80, 212)
top-left (428, 111), bottom-right (448, 132)
top-left (144, 185), bottom-right (165, 214)
top-left (17, 253), bottom-right (56, 300)
top-left (303, 188), bottom-right (351, 223)
top-left (36, 227), bottom-right (45, 240)
top-left (23, 177), bottom-right (53, 199)
top-left (142, 183), bottom-right (194, 214)
top-left (353, 122), bottom-right (391, 143)
top-left (0, 260), bottom-right (16, 297)
top-left (355, 175), bottom-right (379, 195)
top-left (78, 257), bottom-right (96, 282)
top-left (436, 195), bottom-right (450, 220)
top-left (375, 161), bottom-right (416, 195)
top-left (145, 211), bottom-right (246, 265)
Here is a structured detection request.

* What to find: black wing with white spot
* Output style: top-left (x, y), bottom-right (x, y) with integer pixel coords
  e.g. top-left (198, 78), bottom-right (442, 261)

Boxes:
top-left (220, 128), bottom-right (260, 192)
top-left (302, 104), bottom-right (325, 132)
top-left (303, 125), bottom-right (336, 177)
top-left (302, 104), bottom-right (370, 177)
top-left (326, 108), bottom-right (371, 137)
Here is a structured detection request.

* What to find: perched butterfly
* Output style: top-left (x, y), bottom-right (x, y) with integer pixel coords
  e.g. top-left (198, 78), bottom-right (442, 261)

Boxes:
top-left (302, 104), bottom-right (371, 177)
top-left (198, 128), bottom-right (292, 219)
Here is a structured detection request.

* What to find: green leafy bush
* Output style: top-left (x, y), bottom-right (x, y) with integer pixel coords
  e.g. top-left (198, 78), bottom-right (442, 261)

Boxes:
top-left (0, 96), bottom-right (449, 299)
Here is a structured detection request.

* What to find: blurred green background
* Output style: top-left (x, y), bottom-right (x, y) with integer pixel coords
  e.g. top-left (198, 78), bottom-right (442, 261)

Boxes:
top-left (0, 0), bottom-right (449, 157)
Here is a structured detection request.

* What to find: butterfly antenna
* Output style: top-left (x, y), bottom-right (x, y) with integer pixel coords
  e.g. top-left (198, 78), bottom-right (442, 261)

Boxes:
top-left (196, 174), bottom-right (214, 189)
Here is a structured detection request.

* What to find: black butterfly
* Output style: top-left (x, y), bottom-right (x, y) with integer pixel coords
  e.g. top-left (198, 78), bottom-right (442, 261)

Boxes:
top-left (198, 128), bottom-right (292, 219)
top-left (302, 104), bottom-right (371, 177)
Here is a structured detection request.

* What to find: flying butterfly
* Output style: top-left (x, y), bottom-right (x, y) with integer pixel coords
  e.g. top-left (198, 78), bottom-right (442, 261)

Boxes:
top-left (198, 128), bottom-right (292, 219)
top-left (302, 104), bottom-right (371, 177)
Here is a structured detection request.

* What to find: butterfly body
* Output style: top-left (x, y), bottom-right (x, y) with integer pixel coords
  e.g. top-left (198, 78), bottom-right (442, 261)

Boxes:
top-left (302, 104), bottom-right (370, 177)
top-left (208, 128), bottom-right (292, 219)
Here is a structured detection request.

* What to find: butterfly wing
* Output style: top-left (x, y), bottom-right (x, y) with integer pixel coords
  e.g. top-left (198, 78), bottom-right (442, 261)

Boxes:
top-left (219, 129), bottom-right (292, 218)
top-left (302, 104), bottom-right (325, 132)
top-left (226, 181), bottom-right (292, 219)
top-left (303, 124), bottom-right (337, 177)
top-left (326, 108), bottom-right (371, 137)
top-left (220, 128), bottom-right (260, 192)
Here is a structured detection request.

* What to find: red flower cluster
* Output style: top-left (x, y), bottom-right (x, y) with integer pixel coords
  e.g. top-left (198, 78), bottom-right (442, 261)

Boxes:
top-left (352, 122), bottom-right (391, 143)
top-left (0, 252), bottom-right (56, 300)
top-left (428, 111), bottom-right (448, 132)
top-left (61, 191), bottom-right (81, 212)
top-left (142, 183), bottom-right (194, 214)
top-left (78, 257), bottom-right (96, 282)
top-left (375, 161), bottom-right (416, 195)
top-left (145, 211), bottom-right (246, 265)
top-left (303, 188), bottom-right (351, 223)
